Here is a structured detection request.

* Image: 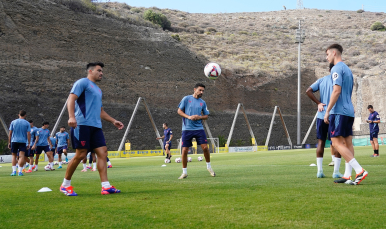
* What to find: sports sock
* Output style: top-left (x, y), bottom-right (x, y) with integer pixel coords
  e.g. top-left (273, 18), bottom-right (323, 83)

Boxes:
top-left (206, 162), bottom-right (211, 169)
top-left (93, 163), bottom-right (96, 169)
top-left (18, 166), bottom-right (23, 173)
top-left (331, 155), bottom-right (335, 161)
top-left (334, 157), bottom-right (341, 173)
top-left (89, 163), bottom-right (92, 167)
top-left (50, 162), bottom-right (54, 169)
top-left (106, 157), bottom-right (110, 162)
top-left (107, 161), bottom-right (112, 166)
top-left (62, 178), bottom-right (71, 188)
top-left (182, 168), bottom-right (187, 174)
top-left (343, 162), bottom-right (352, 178)
top-left (59, 162), bottom-right (62, 166)
top-left (12, 166), bottom-right (17, 172)
top-left (83, 163), bottom-right (87, 170)
top-left (316, 157), bottom-right (323, 172)
top-left (101, 181), bottom-right (111, 188)
top-left (376, 150), bottom-right (379, 155)
top-left (348, 158), bottom-right (363, 174)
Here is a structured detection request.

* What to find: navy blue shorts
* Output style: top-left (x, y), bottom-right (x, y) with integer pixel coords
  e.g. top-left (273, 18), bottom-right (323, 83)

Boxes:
top-left (370, 132), bottom-right (379, 141)
top-left (328, 114), bottom-right (354, 138)
top-left (57, 146), bottom-right (68, 154)
top-left (28, 148), bottom-right (36, 157)
top-left (164, 141), bottom-right (172, 150)
top-left (17, 149), bottom-right (28, 157)
top-left (11, 142), bottom-right (26, 154)
top-left (71, 125), bottom-right (106, 150)
top-left (181, 130), bottom-right (208, 148)
top-left (316, 118), bottom-right (329, 141)
top-left (36, 145), bottom-right (51, 154)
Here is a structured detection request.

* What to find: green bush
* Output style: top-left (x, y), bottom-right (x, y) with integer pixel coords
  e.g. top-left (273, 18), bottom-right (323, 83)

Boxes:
top-left (171, 34), bottom-right (180, 41)
top-left (218, 135), bottom-right (226, 147)
top-left (370, 22), bottom-right (385, 31)
top-left (143, 10), bottom-right (171, 30)
top-left (357, 9), bottom-right (364, 13)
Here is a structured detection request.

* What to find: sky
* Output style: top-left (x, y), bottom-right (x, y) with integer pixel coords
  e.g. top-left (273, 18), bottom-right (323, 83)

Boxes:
top-left (105, 0), bottom-right (386, 13)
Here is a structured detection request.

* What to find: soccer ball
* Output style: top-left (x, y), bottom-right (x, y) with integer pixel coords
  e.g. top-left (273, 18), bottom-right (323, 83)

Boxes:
top-left (44, 165), bottom-right (51, 171)
top-left (198, 156), bottom-right (203, 161)
top-left (204, 63), bottom-right (221, 80)
top-left (164, 158), bottom-right (171, 164)
top-left (175, 157), bottom-right (181, 163)
top-left (54, 161), bottom-right (58, 165)
top-left (188, 157), bottom-right (192, 162)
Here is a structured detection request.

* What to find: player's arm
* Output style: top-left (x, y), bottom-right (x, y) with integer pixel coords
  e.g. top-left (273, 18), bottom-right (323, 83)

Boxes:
top-left (168, 134), bottom-right (173, 142)
top-left (100, 107), bottom-right (124, 130)
top-left (47, 137), bottom-right (52, 149)
top-left (178, 108), bottom-right (195, 120)
top-left (32, 135), bottom-right (39, 150)
top-left (68, 93), bottom-right (78, 128)
top-left (156, 135), bottom-right (165, 140)
top-left (305, 87), bottom-right (325, 112)
top-left (8, 130), bottom-right (12, 149)
top-left (324, 85), bottom-right (341, 124)
top-left (193, 114), bottom-right (208, 120)
top-left (27, 132), bottom-right (31, 149)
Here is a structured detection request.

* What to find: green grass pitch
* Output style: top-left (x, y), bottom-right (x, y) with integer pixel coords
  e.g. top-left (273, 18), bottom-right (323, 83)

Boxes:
top-left (1, 146), bottom-right (385, 228)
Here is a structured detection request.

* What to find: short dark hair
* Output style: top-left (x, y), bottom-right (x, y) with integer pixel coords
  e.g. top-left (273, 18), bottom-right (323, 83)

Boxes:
top-left (60, 126), bottom-right (66, 129)
top-left (194, 83), bottom-right (206, 89)
top-left (28, 120), bottom-right (33, 123)
top-left (19, 110), bottom-right (26, 117)
top-left (42, 121), bottom-right (49, 126)
top-left (87, 62), bottom-right (104, 70)
top-left (326, 44), bottom-right (343, 54)
top-left (163, 123), bottom-right (168, 127)
top-left (368, 105), bottom-right (373, 109)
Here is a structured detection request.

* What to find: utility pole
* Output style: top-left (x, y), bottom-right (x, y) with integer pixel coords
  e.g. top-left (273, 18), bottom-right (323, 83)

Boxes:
top-left (295, 20), bottom-right (305, 145)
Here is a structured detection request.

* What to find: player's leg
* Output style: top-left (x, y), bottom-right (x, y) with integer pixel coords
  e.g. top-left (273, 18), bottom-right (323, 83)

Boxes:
top-left (92, 152), bottom-right (97, 171)
top-left (81, 153), bottom-right (88, 172)
top-left (63, 148), bottom-right (68, 162)
top-left (331, 144), bottom-right (342, 178)
top-left (165, 143), bottom-right (171, 159)
top-left (11, 148), bottom-right (17, 176)
top-left (328, 141), bottom-right (335, 166)
top-left (179, 147), bottom-right (189, 179)
top-left (60, 148), bottom-right (87, 196)
top-left (58, 149), bottom-right (63, 169)
top-left (87, 152), bottom-right (92, 169)
top-left (106, 155), bottom-right (112, 168)
top-left (26, 148), bottom-right (34, 173)
top-left (45, 150), bottom-right (55, 171)
top-left (195, 130), bottom-right (215, 177)
top-left (370, 133), bottom-right (376, 156)
top-left (344, 135), bottom-right (368, 185)
top-left (93, 146), bottom-right (120, 194)
top-left (316, 139), bottom-right (326, 178)
top-left (373, 137), bottom-right (379, 156)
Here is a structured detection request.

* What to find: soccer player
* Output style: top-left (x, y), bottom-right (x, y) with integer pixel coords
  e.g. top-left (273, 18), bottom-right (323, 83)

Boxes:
top-left (177, 83), bottom-right (215, 179)
top-left (367, 105), bottom-right (381, 157)
top-left (306, 63), bottom-right (342, 178)
top-left (26, 120), bottom-right (38, 173)
top-left (8, 110), bottom-right (31, 176)
top-left (50, 136), bottom-right (56, 158)
top-left (156, 123), bottom-right (173, 159)
top-left (32, 121), bottom-right (55, 171)
top-left (60, 62), bottom-right (124, 196)
top-left (56, 126), bottom-right (70, 168)
top-left (324, 44), bottom-right (368, 185)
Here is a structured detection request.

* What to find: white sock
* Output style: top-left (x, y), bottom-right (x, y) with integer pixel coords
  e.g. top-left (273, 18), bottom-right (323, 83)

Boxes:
top-left (182, 168), bottom-right (187, 174)
top-left (50, 162), bottom-right (54, 168)
top-left (101, 181), bottom-right (111, 188)
top-left (107, 161), bottom-right (112, 166)
top-left (331, 155), bottom-right (335, 161)
top-left (12, 166), bottom-right (17, 172)
top-left (89, 163), bottom-right (92, 167)
top-left (59, 162), bottom-right (62, 166)
top-left (206, 162), bottom-right (211, 169)
top-left (343, 162), bottom-right (352, 178)
top-left (18, 166), bottom-right (23, 173)
top-left (348, 158), bottom-right (363, 174)
top-left (62, 178), bottom-right (71, 188)
top-left (93, 163), bottom-right (96, 169)
top-left (316, 157), bottom-right (323, 172)
top-left (83, 163), bottom-right (87, 169)
top-left (35, 165), bottom-right (38, 170)
top-left (334, 157), bottom-right (341, 173)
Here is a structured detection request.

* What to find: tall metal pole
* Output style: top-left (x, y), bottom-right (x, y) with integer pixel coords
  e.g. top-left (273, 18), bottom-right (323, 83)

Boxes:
top-left (297, 20), bottom-right (301, 145)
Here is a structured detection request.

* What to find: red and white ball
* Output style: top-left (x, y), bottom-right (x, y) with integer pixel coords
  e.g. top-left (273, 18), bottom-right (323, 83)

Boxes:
top-left (188, 157), bottom-right (192, 162)
top-left (175, 157), bottom-right (182, 163)
top-left (204, 63), bottom-right (221, 80)
top-left (198, 156), bottom-right (203, 161)
top-left (164, 158), bottom-right (171, 164)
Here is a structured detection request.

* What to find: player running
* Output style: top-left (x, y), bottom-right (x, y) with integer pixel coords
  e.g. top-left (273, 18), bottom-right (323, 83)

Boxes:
top-left (177, 83), bottom-right (215, 179)
top-left (324, 44), bottom-right (368, 185)
top-left (366, 105), bottom-right (380, 157)
top-left (306, 63), bottom-right (342, 178)
top-left (26, 120), bottom-right (38, 173)
top-left (60, 62), bottom-right (124, 196)
top-left (56, 126), bottom-right (70, 168)
top-left (8, 110), bottom-right (31, 176)
top-left (32, 122), bottom-right (55, 171)
top-left (156, 123), bottom-right (173, 160)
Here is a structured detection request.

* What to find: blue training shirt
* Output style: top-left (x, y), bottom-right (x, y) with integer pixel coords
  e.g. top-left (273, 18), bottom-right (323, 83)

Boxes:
top-left (178, 95), bottom-right (210, 131)
top-left (30, 126), bottom-right (38, 146)
top-left (163, 128), bottom-right (173, 142)
top-left (310, 75), bottom-right (333, 120)
top-left (9, 119), bottom-right (30, 143)
top-left (368, 111), bottom-right (380, 133)
top-left (71, 78), bottom-right (103, 128)
top-left (50, 137), bottom-right (56, 149)
top-left (56, 131), bottom-right (69, 147)
top-left (330, 62), bottom-right (355, 117)
top-left (35, 128), bottom-right (50, 146)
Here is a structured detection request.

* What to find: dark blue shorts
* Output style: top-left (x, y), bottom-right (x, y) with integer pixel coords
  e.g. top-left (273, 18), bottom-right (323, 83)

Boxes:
top-left (328, 114), bottom-right (354, 138)
top-left (181, 130), bottom-right (208, 148)
top-left (11, 142), bottom-right (26, 154)
top-left (17, 149), bottom-right (28, 157)
top-left (71, 125), bottom-right (106, 150)
top-left (36, 145), bottom-right (51, 154)
top-left (370, 132), bottom-right (379, 141)
top-left (57, 146), bottom-right (68, 154)
top-left (164, 141), bottom-right (172, 150)
top-left (28, 148), bottom-right (36, 157)
top-left (316, 118), bottom-right (329, 141)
